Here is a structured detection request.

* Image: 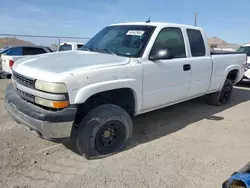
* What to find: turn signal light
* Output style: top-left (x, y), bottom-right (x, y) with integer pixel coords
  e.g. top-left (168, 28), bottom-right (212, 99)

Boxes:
top-left (35, 97), bottom-right (69, 109)
top-left (52, 101), bottom-right (70, 109)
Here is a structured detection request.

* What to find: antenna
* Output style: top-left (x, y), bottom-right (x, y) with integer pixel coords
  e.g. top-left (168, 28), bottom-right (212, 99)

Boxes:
top-left (194, 12), bottom-right (197, 26)
top-left (146, 17), bottom-right (151, 23)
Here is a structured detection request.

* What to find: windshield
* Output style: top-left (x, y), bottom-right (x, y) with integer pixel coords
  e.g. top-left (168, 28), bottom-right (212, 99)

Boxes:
top-left (236, 46), bottom-right (250, 56)
top-left (79, 25), bottom-right (156, 57)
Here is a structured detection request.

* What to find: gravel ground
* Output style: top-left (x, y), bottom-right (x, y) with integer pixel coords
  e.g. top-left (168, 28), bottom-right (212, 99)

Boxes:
top-left (1, 79), bottom-right (250, 188)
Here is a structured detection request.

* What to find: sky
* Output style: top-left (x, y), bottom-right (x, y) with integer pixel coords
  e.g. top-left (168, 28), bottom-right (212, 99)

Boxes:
top-left (0, 0), bottom-right (250, 45)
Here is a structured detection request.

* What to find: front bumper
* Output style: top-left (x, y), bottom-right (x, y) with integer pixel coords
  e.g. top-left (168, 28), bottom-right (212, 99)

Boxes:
top-left (241, 69), bottom-right (250, 82)
top-left (5, 83), bottom-right (77, 141)
top-left (241, 75), bottom-right (250, 82)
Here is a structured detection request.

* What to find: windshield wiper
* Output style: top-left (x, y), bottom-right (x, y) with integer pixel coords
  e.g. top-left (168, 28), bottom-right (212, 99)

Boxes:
top-left (102, 48), bottom-right (117, 56)
top-left (78, 46), bottom-right (90, 51)
top-left (79, 47), bottom-right (121, 56)
top-left (91, 48), bottom-right (117, 56)
top-left (115, 51), bottom-right (133, 57)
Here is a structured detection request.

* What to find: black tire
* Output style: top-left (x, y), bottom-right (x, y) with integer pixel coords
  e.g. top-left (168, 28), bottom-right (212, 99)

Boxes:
top-left (74, 104), bottom-right (133, 159)
top-left (206, 79), bottom-right (233, 106)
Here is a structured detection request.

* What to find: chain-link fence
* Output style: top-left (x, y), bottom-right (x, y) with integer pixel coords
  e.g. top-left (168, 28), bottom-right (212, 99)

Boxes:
top-left (0, 34), bottom-right (91, 51)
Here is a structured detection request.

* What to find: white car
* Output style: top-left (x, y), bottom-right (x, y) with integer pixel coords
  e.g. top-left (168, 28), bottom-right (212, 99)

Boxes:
top-left (0, 47), bottom-right (11, 70)
top-left (58, 42), bottom-right (84, 51)
top-left (1, 45), bottom-right (52, 75)
top-left (237, 43), bottom-right (250, 81)
top-left (5, 22), bottom-right (246, 159)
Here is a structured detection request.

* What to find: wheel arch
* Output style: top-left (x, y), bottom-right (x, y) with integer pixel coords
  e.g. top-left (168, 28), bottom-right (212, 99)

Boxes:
top-left (73, 80), bottom-right (140, 124)
top-left (219, 66), bottom-right (241, 90)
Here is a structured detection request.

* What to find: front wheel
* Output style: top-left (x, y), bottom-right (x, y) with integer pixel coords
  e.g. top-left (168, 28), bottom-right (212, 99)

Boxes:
top-left (206, 79), bottom-right (233, 106)
top-left (74, 104), bottom-right (133, 159)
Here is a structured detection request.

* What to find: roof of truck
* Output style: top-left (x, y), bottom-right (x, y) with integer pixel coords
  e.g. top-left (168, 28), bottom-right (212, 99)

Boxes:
top-left (59, 42), bottom-right (83, 45)
top-left (111, 22), bottom-right (203, 30)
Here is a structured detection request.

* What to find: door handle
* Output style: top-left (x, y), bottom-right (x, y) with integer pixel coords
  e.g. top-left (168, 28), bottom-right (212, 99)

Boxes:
top-left (183, 64), bottom-right (191, 71)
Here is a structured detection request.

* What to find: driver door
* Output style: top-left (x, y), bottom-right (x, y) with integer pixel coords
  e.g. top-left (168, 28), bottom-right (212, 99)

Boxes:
top-left (142, 27), bottom-right (192, 111)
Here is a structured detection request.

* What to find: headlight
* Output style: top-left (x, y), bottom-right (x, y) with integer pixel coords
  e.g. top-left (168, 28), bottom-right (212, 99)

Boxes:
top-left (35, 80), bottom-right (67, 93)
top-left (35, 97), bottom-right (69, 109)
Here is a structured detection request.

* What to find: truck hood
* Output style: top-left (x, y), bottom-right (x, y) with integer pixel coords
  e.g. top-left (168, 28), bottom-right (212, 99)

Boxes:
top-left (13, 50), bottom-right (129, 78)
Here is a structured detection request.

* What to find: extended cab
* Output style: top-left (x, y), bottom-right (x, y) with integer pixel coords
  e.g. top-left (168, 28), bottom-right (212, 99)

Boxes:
top-left (5, 22), bottom-right (247, 159)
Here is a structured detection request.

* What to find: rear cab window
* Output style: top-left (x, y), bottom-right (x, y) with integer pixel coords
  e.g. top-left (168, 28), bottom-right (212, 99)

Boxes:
top-left (77, 44), bottom-right (83, 49)
top-left (58, 44), bottom-right (72, 51)
top-left (186, 29), bottom-right (206, 57)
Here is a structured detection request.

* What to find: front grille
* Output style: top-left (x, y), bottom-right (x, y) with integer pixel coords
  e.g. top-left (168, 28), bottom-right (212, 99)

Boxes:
top-left (12, 71), bottom-right (35, 88)
top-left (16, 88), bottom-right (35, 103)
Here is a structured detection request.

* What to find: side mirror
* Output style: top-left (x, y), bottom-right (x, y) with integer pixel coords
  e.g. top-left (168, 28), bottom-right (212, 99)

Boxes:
top-left (149, 48), bottom-right (174, 61)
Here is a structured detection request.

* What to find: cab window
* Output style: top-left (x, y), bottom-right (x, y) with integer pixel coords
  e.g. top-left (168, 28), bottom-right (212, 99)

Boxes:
top-left (151, 27), bottom-right (186, 58)
top-left (187, 29), bottom-right (206, 57)
top-left (58, 44), bottom-right (72, 51)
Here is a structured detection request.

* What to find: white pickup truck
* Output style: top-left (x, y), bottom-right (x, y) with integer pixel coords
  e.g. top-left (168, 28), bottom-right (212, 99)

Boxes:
top-left (5, 22), bottom-right (247, 159)
top-left (58, 42), bottom-right (84, 51)
top-left (236, 43), bottom-right (250, 81)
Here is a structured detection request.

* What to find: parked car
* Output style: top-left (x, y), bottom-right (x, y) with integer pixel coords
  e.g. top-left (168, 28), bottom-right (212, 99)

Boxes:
top-left (58, 42), bottom-right (84, 51)
top-left (1, 45), bottom-right (52, 75)
top-left (236, 44), bottom-right (250, 82)
top-left (0, 47), bottom-right (12, 70)
top-left (5, 22), bottom-right (246, 159)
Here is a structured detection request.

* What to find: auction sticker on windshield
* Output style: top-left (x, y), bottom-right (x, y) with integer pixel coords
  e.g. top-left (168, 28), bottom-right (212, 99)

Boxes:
top-left (126, 30), bottom-right (145, 36)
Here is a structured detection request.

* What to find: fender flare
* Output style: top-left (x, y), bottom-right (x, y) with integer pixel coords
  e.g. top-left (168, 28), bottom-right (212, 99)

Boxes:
top-left (73, 79), bottom-right (141, 114)
top-left (219, 65), bottom-right (240, 90)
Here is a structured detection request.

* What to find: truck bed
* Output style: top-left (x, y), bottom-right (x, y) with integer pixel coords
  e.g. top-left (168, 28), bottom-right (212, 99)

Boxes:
top-left (210, 50), bottom-right (245, 55)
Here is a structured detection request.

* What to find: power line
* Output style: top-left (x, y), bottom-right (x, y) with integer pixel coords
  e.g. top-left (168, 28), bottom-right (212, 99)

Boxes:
top-left (0, 33), bottom-right (90, 39)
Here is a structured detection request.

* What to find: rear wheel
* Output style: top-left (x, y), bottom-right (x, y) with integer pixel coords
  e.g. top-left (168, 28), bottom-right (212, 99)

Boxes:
top-left (206, 79), bottom-right (233, 106)
top-left (74, 104), bottom-right (133, 159)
